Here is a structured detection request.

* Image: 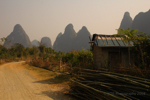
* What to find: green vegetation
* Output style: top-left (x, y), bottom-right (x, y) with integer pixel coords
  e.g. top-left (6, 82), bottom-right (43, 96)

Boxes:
top-left (67, 29), bottom-right (150, 99)
top-left (0, 38), bottom-right (93, 72)
top-left (1, 33), bottom-right (150, 99)
top-left (1, 29), bottom-right (150, 74)
top-left (115, 28), bottom-right (150, 69)
top-left (62, 48), bottom-right (93, 69)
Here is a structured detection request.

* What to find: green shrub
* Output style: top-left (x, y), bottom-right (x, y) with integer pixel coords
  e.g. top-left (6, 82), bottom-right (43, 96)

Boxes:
top-left (62, 49), bottom-right (93, 68)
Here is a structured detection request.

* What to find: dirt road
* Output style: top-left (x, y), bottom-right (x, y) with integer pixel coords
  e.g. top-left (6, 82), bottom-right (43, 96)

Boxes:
top-left (0, 61), bottom-right (71, 100)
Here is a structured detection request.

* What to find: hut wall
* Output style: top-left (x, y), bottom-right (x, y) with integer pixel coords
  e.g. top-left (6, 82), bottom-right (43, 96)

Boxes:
top-left (121, 49), bottom-right (134, 68)
top-left (121, 49), bottom-right (130, 67)
top-left (99, 49), bottom-right (108, 68)
top-left (93, 45), bottom-right (102, 69)
top-left (93, 46), bottom-right (133, 69)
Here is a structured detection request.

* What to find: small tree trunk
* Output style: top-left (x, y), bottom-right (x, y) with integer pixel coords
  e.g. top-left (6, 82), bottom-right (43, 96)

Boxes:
top-left (139, 44), bottom-right (145, 69)
top-left (128, 43), bottom-right (131, 68)
top-left (129, 47), bottom-right (130, 65)
top-left (59, 57), bottom-right (61, 72)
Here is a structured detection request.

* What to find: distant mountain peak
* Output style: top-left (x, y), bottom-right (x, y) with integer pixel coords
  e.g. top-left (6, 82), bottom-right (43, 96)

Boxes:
top-left (119, 11), bottom-right (132, 30)
top-left (41, 37), bottom-right (53, 48)
top-left (32, 39), bottom-right (38, 41)
top-left (77, 26), bottom-right (90, 35)
top-left (64, 24), bottom-right (74, 34)
top-left (4, 24), bottom-right (32, 48)
top-left (124, 12), bottom-right (130, 16)
top-left (137, 10), bottom-right (150, 16)
top-left (145, 9), bottom-right (150, 14)
top-left (131, 9), bottom-right (150, 34)
top-left (63, 23), bottom-right (76, 38)
top-left (82, 26), bottom-right (87, 30)
top-left (66, 23), bottom-right (73, 29)
top-left (14, 24), bottom-right (21, 27)
top-left (14, 24), bottom-right (23, 31)
top-left (77, 26), bottom-right (90, 36)
top-left (57, 32), bottom-right (62, 38)
top-left (31, 40), bottom-right (39, 47)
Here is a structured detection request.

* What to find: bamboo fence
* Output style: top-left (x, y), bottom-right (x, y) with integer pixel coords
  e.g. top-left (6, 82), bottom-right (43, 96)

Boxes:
top-left (66, 67), bottom-right (150, 100)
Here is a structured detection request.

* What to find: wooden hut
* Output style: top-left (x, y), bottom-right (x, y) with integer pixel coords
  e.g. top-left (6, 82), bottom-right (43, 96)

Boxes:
top-left (89, 34), bottom-right (134, 69)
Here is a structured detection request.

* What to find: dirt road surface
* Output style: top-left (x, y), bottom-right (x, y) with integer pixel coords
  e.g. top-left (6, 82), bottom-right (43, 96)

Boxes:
top-left (0, 61), bottom-right (72, 100)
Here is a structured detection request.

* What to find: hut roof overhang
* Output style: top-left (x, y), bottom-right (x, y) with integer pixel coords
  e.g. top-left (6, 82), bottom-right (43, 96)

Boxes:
top-left (90, 34), bottom-right (134, 47)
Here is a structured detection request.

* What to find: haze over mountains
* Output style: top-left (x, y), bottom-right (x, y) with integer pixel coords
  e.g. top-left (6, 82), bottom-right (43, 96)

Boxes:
top-left (3, 9), bottom-right (150, 52)
top-left (119, 9), bottom-right (150, 35)
top-left (4, 23), bottom-right (91, 53)
top-left (53, 24), bottom-right (91, 52)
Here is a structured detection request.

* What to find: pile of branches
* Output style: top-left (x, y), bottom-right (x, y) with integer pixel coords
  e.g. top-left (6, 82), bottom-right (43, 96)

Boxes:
top-left (109, 67), bottom-right (150, 78)
top-left (68, 68), bottom-right (150, 100)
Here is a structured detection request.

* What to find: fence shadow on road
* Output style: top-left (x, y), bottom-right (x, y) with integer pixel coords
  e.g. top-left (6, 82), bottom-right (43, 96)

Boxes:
top-left (32, 74), bottom-right (75, 100)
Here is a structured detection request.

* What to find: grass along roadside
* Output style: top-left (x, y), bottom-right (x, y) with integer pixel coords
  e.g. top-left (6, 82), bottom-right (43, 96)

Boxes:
top-left (22, 62), bottom-right (71, 92)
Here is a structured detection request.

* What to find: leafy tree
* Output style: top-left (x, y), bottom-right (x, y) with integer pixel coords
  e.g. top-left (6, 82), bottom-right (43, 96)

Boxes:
top-left (38, 45), bottom-right (45, 53)
top-left (13, 43), bottom-right (25, 52)
top-left (114, 28), bottom-right (150, 69)
top-left (62, 49), bottom-right (93, 68)
top-left (0, 37), bottom-right (6, 45)
top-left (45, 47), bottom-right (55, 54)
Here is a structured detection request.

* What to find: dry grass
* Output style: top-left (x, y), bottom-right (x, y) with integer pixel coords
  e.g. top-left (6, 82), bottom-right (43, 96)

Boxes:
top-left (0, 58), bottom-right (21, 65)
top-left (22, 62), bottom-right (72, 98)
top-left (23, 63), bottom-right (57, 80)
top-left (0, 59), bottom-right (5, 65)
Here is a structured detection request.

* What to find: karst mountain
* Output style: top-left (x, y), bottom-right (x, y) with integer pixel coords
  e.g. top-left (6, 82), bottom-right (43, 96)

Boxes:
top-left (4, 24), bottom-right (32, 48)
top-left (31, 40), bottom-right (39, 47)
top-left (53, 32), bottom-right (62, 51)
top-left (119, 12), bottom-right (132, 30)
top-left (53, 24), bottom-right (91, 52)
top-left (53, 24), bottom-right (77, 52)
top-left (119, 9), bottom-right (150, 35)
top-left (74, 26), bottom-right (91, 50)
top-left (131, 9), bottom-right (150, 35)
top-left (41, 37), bottom-right (53, 48)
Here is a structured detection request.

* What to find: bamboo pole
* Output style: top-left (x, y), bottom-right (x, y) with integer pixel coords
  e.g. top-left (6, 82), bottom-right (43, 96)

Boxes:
top-left (71, 80), bottom-right (126, 100)
top-left (69, 67), bottom-right (150, 99)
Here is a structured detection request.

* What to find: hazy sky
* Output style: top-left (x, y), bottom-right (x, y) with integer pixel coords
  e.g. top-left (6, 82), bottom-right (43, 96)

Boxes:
top-left (0, 0), bottom-right (150, 45)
